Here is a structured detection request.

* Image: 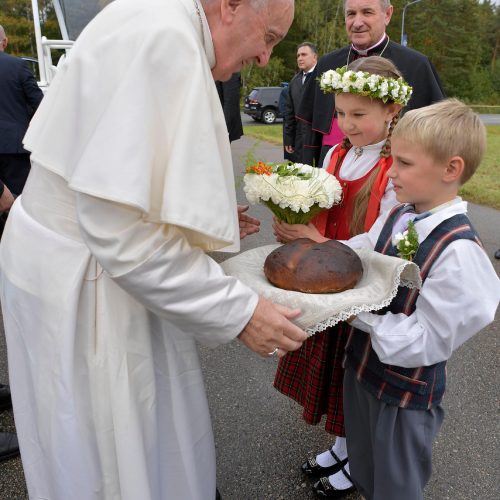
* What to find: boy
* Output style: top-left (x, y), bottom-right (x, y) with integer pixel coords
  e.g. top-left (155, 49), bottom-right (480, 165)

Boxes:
top-left (335, 99), bottom-right (499, 500)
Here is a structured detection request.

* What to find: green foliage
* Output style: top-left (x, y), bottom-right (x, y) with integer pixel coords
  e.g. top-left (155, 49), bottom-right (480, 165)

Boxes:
top-left (244, 0), bottom-right (499, 103)
top-left (241, 57), bottom-right (288, 96)
top-left (0, 0), bottom-right (61, 58)
top-left (2, 0), bottom-right (499, 103)
top-left (396, 221), bottom-right (419, 261)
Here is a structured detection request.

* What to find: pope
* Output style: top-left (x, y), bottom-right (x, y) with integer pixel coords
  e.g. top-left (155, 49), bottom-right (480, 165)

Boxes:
top-left (0, 0), bottom-right (305, 499)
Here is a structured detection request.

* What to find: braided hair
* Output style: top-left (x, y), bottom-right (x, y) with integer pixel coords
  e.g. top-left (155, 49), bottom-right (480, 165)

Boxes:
top-left (342, 56), bottom-right (403, 236)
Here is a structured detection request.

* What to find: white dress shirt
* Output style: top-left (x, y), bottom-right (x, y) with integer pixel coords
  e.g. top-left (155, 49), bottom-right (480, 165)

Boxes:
top-left (346, 199), bottom-right (500, 368)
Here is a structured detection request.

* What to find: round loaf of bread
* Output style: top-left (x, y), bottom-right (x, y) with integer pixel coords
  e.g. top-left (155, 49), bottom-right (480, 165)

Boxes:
top-left (264, 238), bottom-right (363, 293)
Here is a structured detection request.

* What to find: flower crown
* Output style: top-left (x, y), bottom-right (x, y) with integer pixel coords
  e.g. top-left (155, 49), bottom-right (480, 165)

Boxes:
top-left (319, 66), bottom-right (413, 106)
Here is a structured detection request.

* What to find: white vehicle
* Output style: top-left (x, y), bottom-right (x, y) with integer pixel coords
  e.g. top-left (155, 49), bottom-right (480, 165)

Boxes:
top-left (30, 0), bottom-right (113, 91)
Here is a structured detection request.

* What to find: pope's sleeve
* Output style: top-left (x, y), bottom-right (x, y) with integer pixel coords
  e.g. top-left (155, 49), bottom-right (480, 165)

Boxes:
top-left (350, 240), bottom-right (500, 367)
top-left (75, 192), bottom-right (259, 347)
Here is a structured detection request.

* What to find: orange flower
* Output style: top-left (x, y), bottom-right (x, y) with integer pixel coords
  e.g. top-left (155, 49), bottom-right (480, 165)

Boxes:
top-left (246, 161), bottom-right (273, 176)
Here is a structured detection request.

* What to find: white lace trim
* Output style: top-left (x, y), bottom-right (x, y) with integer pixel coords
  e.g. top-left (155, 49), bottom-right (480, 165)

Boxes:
top-left (221, 245), bottom-right (422, 334)
top-left (305, 260), bottom-right (422, 335)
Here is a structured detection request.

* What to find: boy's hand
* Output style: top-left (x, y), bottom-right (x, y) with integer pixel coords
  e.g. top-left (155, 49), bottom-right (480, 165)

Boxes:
top-left (272, 217), bottom-right (328, 243)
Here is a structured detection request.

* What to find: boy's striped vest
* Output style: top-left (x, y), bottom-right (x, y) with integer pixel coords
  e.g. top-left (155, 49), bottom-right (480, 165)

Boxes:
top-left (344, 204), bottom-right (482, 410)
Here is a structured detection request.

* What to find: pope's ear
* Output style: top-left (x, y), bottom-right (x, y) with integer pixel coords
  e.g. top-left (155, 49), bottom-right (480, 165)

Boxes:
top-left (220, 0), bottom-right (244, 23)
top-left (444, 156), bottom-right (465, 183)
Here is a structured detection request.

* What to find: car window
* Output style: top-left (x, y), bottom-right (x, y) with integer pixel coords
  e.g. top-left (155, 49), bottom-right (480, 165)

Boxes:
top-left (249, 89), bottom-right (259, 99)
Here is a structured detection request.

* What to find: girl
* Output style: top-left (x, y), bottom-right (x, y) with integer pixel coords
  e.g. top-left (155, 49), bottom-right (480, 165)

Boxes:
top-left (272, 56), bottom-right (411, 498)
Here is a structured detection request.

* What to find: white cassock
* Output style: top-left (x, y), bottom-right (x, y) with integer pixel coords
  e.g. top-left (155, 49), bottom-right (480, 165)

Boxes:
top-left (0, 0), bottom-right (258, 499)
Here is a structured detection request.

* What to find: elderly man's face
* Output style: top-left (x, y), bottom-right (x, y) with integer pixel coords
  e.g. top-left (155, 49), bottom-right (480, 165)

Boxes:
top-left (344, 0), bottom-right (393, 50)
top-left (211, 0), bottom-right (294, 81)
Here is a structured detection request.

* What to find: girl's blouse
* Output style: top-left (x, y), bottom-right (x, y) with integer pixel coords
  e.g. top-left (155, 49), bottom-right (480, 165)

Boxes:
top-left (319, 140), bottom-right (397, 239)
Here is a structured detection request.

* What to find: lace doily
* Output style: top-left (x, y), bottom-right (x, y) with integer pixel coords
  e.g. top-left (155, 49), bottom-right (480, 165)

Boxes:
top-left (221, 244), bottom-right (421, 336)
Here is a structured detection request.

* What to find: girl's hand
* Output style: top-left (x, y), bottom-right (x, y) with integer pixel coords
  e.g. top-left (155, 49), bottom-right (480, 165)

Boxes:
top-left (272, 217), bottom-right (328, 243)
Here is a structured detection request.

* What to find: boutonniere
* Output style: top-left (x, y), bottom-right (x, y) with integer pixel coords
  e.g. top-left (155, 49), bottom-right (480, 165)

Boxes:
top-left (393, 220), bottom-right (419, 261)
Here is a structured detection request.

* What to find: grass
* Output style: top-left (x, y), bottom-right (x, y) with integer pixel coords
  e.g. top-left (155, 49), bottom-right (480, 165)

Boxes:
top-left (243, 124), bottom-right (500, 209)
top-left (243, 124), bottom-right (283, 145)
top-left (459, 126), bottom-right (500, 209)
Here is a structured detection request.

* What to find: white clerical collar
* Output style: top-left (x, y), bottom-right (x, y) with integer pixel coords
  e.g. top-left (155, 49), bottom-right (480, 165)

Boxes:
top-left (187, 0), bottom-right (216, 69)
top-left (351, 33), bottom-right (388, 56)
top-left (304, 64), bottom-right (316, 75)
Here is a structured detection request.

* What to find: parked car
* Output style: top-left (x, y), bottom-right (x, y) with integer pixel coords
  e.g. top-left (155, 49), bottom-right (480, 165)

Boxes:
top-left (243, 86), bottom-right (283, 124)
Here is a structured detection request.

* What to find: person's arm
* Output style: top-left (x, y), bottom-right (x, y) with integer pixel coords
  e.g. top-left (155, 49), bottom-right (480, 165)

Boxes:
top-left (76, 193), bottom-right (306, 355)
top-left (283, 81), bottom-right (297, 152)
top-left (350, 240), bottom-right (500, 367)
top-left (19, 61), bottom-right (43, 115)
top-left (0, 182), bottom-right (14, 212)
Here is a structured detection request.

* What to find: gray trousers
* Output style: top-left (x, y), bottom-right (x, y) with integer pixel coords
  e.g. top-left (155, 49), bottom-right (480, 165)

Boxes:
top-left (343, 367), bottom-right (444, 500)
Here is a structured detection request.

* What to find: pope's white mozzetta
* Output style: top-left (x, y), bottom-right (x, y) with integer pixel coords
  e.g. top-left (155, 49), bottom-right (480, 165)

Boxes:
top-left (0, 0), bottom-right (260, 499)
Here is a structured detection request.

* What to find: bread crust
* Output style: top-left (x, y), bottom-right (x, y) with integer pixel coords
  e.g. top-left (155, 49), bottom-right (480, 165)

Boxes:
top-left (264, 239), bottom-right (363, 293)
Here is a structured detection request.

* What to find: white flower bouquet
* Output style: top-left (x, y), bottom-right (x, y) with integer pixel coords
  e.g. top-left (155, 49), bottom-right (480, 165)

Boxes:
top-left (243, 161), bottom-right (342, 224)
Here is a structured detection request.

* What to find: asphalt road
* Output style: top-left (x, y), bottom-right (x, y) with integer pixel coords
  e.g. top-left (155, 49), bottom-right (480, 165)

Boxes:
top-left (0, 136), bottom-right (499, 500)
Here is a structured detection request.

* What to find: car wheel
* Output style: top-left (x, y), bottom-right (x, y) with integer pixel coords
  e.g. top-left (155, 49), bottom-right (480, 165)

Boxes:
top-left (262, 108), bottom-right (277, 124)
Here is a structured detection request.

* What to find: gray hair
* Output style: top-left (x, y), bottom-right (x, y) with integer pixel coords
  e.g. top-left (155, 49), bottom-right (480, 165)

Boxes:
top-left (344, 0), bottom-right (391, 10)
top-left (0, 25), bottom-right (6, 40)
top-left (297, 42), bottom-right (318, 54)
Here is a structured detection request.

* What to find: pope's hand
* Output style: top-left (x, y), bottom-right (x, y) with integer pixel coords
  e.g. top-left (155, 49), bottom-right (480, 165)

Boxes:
top-left (238, 205), bottom-right (260, 239)
top-left (238, 297), bottom-right (307, 358)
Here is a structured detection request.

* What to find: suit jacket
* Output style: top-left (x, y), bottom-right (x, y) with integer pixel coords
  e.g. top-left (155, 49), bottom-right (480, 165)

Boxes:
top-left (283, 70), bottom-right (311, 163)
top-left (215, 72), bottom-right (243, 143)
top-left (298, 40), bottom-right (445, 166)
top-left (0, 51), bottom-right (44, 154)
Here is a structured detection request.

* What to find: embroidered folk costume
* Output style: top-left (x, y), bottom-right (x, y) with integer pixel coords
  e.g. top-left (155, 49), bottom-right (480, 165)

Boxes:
top-left (274, 65), bottom-right (412, 435)
top-left (343, 200), bottom-right (500, 499)
top-left (274, 139), bottom-right (397, 434)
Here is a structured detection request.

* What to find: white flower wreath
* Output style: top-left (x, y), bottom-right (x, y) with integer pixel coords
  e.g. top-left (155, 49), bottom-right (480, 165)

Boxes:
top-left (319, 66), bottom-right (413, 106)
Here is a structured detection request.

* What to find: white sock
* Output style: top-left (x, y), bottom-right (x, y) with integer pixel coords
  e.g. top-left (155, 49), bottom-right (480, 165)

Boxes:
top-left (328, 461), bottom-right (352, 490)
top-left (315, 437), bottom-right (348, 467)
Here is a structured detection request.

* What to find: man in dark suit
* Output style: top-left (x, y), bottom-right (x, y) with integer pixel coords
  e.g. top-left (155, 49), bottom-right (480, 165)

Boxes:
top-left (299, 0), bottom-right (444, 167)
top-left (215, 72), bottom-right (243, 143)
top-left (0, 25), bottom-right (43, 194)
top-left (283, 42), bottom-right (318, 163)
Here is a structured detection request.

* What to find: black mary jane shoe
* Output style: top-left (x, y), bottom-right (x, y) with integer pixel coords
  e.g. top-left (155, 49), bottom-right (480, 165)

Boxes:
top-left (301, 450), bottom-right (348, 477)
top-left (312, 468), bottom-right (355, 498)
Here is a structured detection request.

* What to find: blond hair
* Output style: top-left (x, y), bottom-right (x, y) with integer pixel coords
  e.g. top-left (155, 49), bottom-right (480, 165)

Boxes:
top-left (340, 56), bottom-right (402, 235)
top-left (392, 99), bottom-right (486, 184)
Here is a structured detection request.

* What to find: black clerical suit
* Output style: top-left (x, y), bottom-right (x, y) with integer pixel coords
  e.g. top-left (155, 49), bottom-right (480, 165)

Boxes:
top-left (298, 38), bottom-right (444, 167)
top-left (283, 70), bottom-right (313, 163)
top-left (215, 72), bottom-right (243, 143)
top-left (0, 51), bottom-right (43, 194)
